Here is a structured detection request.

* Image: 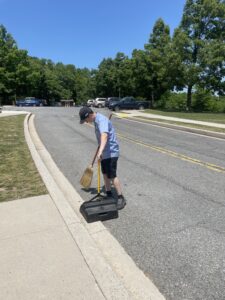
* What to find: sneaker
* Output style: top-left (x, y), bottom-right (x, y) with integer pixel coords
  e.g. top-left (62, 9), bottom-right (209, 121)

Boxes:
top-left (117, 195), bottom-right (126, 210)
top-left (103, 191), bottom-right (114, 199)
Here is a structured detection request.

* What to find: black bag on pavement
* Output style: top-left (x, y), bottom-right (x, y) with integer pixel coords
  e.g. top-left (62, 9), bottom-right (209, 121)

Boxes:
top-left (80, 198), bottom-right (118, 223)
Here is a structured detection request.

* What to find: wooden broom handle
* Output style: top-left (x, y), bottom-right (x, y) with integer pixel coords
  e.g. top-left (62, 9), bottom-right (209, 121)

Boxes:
top-left (97, 160), bottom-right (101, 194)
top-left (91, 146), bottom-right (100, 167)
top-left (91, 113), bottom-right (113, 167)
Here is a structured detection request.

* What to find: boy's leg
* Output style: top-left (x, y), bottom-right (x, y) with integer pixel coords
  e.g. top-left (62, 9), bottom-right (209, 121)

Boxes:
top-left (112, 177), bottom-right (122, 195)
top-left (101, 159), bottom-right (112, 193)
top-left (110, 158), bottom-right (126, 210)
top-left (103, 173), bottom-right (111, 192)
top-left (113, 176), bottom-right (126, 209)
top-left (102, 158), bottom-right (126, 209)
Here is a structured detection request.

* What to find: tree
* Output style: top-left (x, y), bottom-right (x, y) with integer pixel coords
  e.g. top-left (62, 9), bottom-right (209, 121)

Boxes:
top-left (200, 38), bottom-right (225, 95)
top-left (95, 58), bottom-right (116, 97)
top-left (177, 0), bottom-right (225, 109)
top-left (74, 68), bottom-right (96, 103)
top-left (0, 24), bottom-right (27, 104)
top-left (54, 63), bottom-right (76, 99)
top-left (130, 49), bottom-right (152, 101)
top-left (144, 18), bottom-right (172, 104)
top-left (95, 52), bottom-right (135, 98)
top-left (113, 52), bottom-right (133, 97)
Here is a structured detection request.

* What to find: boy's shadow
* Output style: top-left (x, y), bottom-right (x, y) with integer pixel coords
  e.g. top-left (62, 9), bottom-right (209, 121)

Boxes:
top-left (81, 186), bottom-right (117, 197)
top-left (81, 187), bottom-right (99, 195)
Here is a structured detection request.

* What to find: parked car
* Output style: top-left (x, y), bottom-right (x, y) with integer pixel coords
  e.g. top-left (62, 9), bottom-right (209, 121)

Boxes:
top-left (109, 97), bottom-right (149, 111)
top-left (16, 99), bottom-right (26, 106)
top-left (94, 98), bottom-right (107, 108)
top-left (16, 97), bottom-right (41, 107)
top-left (105, 97), bottom-right (121, 108)
top-left (86, 99), bottom-right (95, 107)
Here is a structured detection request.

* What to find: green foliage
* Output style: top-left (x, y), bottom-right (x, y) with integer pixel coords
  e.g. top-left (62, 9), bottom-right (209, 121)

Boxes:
top-left (176, 0), bottom-right (225, 109)
top-left (95, 57), bottom-right (117, 97)
top-left (144, 18), bottom-right (173, 103)
top-left (192, 89), bottom-right (212, 111)
top-left (130, 49), bottom-right (151, 100)
top-left (0, 24), bottom-right (24, 103)
top-left (156, 92), bottom-right (187, 111)
top-left (192, 89), bottom-right (225, 112)
top-left (75, 68), bottom-right (96, 103)
top-left (200, 41), bottom-right (225, 94)
top-left (95, 53), bottom-right (134, 98)
top-left (156, 90), bottom-right (225, 113)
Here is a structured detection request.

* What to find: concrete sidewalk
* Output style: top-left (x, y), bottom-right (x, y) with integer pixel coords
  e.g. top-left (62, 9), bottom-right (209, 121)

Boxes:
top-left (0, 195), bottom-right (106, 299)
top-left (0, 111), bottom-right (165, 300)
top-left (0, 109), bottom-right (28, 117)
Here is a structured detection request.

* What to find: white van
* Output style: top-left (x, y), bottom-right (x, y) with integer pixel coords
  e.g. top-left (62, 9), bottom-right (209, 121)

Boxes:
top-left (87, 99), bottom-right (95, 107)
top-left (94, 98), bottom-right (107, 108)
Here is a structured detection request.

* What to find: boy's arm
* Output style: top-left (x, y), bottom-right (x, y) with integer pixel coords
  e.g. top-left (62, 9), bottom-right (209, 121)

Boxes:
top-left (97, 132), bottom-right (108, 159)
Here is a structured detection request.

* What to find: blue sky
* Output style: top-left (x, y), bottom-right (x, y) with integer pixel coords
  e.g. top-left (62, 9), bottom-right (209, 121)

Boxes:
top-left (0, 0), bottom-right (186, 69)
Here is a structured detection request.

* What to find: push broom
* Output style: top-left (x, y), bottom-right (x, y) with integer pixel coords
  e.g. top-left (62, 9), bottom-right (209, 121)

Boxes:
top-left (79, 113), bottom-right (112, 189)
top-left (79, 146), bottom-right (99, 189)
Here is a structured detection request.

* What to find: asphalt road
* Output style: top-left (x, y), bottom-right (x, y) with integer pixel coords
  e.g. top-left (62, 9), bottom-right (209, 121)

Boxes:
top-left (14, 107), bottom-right (225, 299)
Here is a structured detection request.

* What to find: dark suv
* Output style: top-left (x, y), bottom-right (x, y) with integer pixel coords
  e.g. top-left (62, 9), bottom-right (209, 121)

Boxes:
top-left (16, 97), bottom-right (41, 106)
top-left (105, 97), bottom-right (121, 108)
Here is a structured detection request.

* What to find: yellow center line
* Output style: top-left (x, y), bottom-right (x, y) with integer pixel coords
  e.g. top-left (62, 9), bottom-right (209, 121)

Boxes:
top-left (117, 133), bottom-right (225, 174)
top-left (84, 120), bottom-right (225, 173)
top-left (116, 113), bottom-right (131, 118)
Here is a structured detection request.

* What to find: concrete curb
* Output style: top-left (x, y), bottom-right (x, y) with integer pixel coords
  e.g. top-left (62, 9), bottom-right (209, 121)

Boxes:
top-left (24, 113), bottom-right (165, 300)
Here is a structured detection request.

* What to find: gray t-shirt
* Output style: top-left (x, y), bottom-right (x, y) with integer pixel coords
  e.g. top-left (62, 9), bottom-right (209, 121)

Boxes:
top-left (94, 113), bottom-right (119, 159)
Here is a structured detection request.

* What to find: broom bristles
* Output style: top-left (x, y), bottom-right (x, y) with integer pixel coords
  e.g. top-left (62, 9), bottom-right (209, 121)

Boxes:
top-left (80, 165), bottom-right (93, 188)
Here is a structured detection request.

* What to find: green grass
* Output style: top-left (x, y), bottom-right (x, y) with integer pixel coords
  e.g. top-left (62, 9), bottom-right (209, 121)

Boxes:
top-left (0, 115), bottom-right (47, 202)
top-left (145, 109), bottom-right (225, 124)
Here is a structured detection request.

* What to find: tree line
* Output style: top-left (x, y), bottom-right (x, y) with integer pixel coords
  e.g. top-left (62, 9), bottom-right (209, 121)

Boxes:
top-left (0, 0), bottom-right (225, 111)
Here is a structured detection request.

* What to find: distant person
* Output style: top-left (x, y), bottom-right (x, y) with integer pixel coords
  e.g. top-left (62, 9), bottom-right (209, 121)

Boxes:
top-left (79, 107), bottom-right (126, 210)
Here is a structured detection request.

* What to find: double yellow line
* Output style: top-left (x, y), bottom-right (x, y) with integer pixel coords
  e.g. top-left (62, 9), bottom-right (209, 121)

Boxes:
top-left (117, 133), bottom-right (225, 174)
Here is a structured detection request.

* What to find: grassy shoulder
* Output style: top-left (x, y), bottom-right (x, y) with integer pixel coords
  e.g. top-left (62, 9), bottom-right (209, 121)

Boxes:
top-left (145, 109), bottom-right (225, 124)
top-left (0, 115), bottom-right (47, 202)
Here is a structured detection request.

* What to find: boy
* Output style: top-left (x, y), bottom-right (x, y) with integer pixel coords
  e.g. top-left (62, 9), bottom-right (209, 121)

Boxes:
top-left (79, 106), bottom-right (126, 210)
